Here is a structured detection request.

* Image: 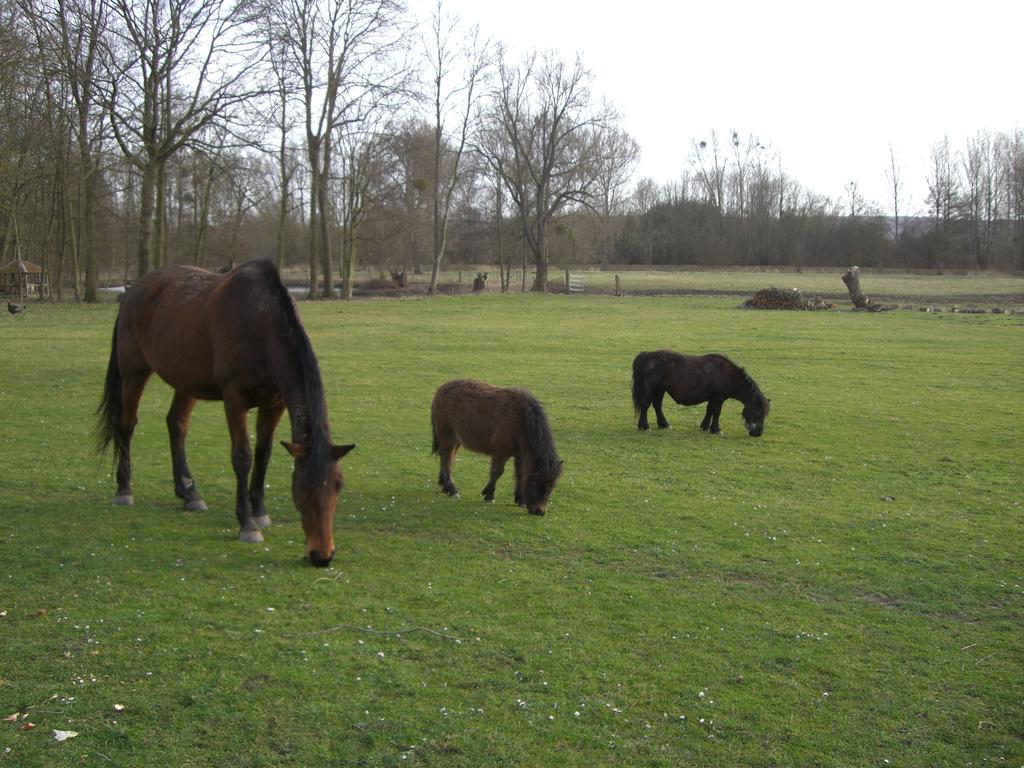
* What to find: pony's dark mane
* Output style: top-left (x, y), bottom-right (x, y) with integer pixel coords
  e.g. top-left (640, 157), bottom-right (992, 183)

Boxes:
top-left (248, 260), bottom-right (333, 478)
top-left (519, 392), bottom-right (560, 473)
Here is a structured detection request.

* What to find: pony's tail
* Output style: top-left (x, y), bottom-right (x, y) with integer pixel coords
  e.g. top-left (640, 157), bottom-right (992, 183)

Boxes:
top-left (96, 315), bottom-right (123, 457)
top-left (430, 414), bottom-right (439, 455)
top-left (631, 352), bottom-right (650, 416)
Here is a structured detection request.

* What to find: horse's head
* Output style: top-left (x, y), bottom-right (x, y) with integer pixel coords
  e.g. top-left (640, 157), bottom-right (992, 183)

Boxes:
top-left (524, 459), bottom-right (564, 516)
top-left (281, 441), bottom-right (356, 566)
top-left (742, 390), bottom-right (770, 437)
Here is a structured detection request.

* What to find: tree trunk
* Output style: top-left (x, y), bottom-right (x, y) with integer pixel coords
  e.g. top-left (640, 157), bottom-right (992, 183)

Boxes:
top-left (306, 148), bottom-right (320, 300)
top-left (276, 126), bottom-right (288, 272)
top-left (841, 265), bottom-right (871, 309)
top-left (154, 159), bottom-right (168, 268)
top-left (136, 159), bottom-right (157, 278)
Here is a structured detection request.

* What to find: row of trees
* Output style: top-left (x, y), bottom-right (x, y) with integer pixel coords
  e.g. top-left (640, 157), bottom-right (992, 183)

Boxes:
top-left (1, 0), bottom-right (1021, 302)
top-left (613, 130), bottom-right (1024, 271)
top-left (0, 0), bottom-right (639, 299)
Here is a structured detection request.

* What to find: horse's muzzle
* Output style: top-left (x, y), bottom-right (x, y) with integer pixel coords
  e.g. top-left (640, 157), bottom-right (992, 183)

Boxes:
top-left (747, 425), bottom-right (764, 437)
top-left (308, 548), bottom-right (335, 567)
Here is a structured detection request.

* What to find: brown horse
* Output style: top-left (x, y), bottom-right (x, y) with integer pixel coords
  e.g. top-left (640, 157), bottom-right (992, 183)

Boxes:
top-left (431, 379), bottom-right (562, 515)
top-left (632, 350), bottom-right (770, 436)
top-left (96, 260), bottom-right (354, 566)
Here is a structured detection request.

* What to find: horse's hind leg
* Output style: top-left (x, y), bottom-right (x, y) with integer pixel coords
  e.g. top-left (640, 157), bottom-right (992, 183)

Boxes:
top-left (249, 401), bottom-right (285, 529)
top-left (223, 390), bottom-right (261, 542)
top-left (113, 371), bottom-right (151, 505)
top-left (482, 456), bottom-right (507, 502)
top-left (167, 392), bottom-right (207, 511)
top-left (437, 442), bottom-right (460, 497)
top-left (513, 456), bottom-right (524, 506)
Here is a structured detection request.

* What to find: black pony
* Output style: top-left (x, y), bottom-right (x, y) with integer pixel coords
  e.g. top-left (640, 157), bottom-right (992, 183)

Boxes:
top-left (632, 350), bottom-right (770, 436)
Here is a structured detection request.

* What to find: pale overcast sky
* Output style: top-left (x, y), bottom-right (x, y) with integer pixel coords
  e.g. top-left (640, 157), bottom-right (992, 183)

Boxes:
top-left (409, 0), bottom-right (1022, 215)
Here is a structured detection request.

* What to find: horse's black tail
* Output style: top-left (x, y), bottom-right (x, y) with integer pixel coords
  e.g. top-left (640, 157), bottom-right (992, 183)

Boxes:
top-left (96, 314), bottom-right (122, 457)
top-left (631, 352), bottom-right (650, 416)
top-left (430, 414), bottom-right (439, 455)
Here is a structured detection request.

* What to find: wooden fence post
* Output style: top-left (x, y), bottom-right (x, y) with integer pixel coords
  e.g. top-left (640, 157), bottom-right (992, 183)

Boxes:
top-left (615, 274), bottom-right (621, 297)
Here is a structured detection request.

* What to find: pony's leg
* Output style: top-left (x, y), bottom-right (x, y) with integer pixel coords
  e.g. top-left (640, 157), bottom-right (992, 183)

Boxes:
top-left (113, 371), bottom-right (150, 505)
top-left (636, 396), bottom-right (651, 430)
top-left (482, 456), bottom-right (507, 502)
top-left (702, 398), bottom-right (724, 433)
top-left (438, 443), bottom-right (460, 497)
top-left (249, 401), bottom-right (286, 529)
top-left (652, 390), bottom-right (671, 429)
top-left (223, 391), bottom-right (261, 542)
top-left (167, 392), bottom-right (207, 511)
top-left (513, 456), bottom-right (525, 506)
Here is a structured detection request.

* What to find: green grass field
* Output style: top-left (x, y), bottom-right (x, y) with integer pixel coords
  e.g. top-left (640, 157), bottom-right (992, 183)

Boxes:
top-left (1, 290), bottom-right (1022, 766)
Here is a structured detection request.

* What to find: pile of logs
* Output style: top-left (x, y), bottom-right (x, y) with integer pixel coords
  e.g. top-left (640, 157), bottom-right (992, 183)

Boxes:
top-left (741, 286), bottom-right (813, 310)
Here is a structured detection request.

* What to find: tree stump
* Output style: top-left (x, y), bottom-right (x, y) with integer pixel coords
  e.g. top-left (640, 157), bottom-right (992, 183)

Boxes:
top-left (842, 266), bottom-right (871, 309)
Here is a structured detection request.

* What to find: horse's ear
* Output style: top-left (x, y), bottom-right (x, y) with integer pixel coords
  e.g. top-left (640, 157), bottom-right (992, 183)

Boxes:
top-left (332, 443), bottom-right (356, 459)
top-left (280, 440), bottom-right (307, 460)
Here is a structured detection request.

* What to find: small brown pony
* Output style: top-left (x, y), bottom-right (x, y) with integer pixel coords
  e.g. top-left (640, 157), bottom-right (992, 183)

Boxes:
top-left (96, 260), bottom-right (354, 566)
top-left (431, 379), bottom-right (563, 515)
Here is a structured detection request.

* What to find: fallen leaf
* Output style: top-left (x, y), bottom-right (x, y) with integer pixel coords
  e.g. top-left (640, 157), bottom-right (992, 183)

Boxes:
top-left (34, 609), bottom-right (47, 617)
top-left (19, 722), bottom-right (35, 731)
top-left (3, 713), bottom-right (18, 722)
top-left (51, 730), bottom-right (78, 742)
top-left (112, 704), bottom-right (125, 712)
top-left (0, 609), bottom-right (8, 617)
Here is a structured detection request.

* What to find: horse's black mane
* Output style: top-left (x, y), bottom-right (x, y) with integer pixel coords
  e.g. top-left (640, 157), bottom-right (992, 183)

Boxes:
top-left (244, 260), bottom-right (333, 477)
top-left (520, 392), bottom-right (560, 474)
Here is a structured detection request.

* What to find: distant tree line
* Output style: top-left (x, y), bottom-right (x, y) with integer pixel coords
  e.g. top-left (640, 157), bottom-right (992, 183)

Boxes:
top-left (613, 130), bottom-right (1024, 272)
top-left (1, 0), bottom-right (1021, 304)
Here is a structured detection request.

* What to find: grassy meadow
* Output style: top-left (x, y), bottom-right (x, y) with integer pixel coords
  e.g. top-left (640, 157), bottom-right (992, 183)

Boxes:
top-left (0, 285), bottom-right (1022, 766)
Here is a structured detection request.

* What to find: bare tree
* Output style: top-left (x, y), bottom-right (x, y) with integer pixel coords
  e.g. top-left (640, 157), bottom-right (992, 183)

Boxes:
top-left (481, 49), bottom-right (620, 292)
top-left (20, 0), bottom-right (108, 300)
top-left (691, 132), bottom-right (726, 211)
top-left (424, 0), bottom-right (489, 294)
top-left (102, 0), bottom-right (264, 278)
top-left (265, 0), bottom-right (405, 298)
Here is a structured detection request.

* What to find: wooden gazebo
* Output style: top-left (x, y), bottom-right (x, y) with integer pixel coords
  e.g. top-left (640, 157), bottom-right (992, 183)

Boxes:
top-left (0, 258), bottom-right (50, 299)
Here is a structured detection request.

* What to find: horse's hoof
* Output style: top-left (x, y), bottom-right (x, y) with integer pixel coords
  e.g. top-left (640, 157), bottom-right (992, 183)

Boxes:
top-left (253, 515), bottom-right (272, 529)
top-left (112, 494), bottom-right (134, 506)
top-left (237, 529), bottom-right (264, 543)
top-left (184, 499), bottom-right (208, 512)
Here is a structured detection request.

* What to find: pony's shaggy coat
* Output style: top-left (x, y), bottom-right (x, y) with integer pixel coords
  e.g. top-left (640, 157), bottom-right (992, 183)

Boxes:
top-left (431, 379), bottom-right (562, 515)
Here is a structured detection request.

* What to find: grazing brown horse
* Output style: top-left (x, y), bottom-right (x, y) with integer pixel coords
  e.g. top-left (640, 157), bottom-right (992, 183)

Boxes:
top-left (431, 379), bottom-right (563, 515)
top-left (96, 260), bottom-right (355, 566)
top-left (632, 350), bottom-right (770, 436)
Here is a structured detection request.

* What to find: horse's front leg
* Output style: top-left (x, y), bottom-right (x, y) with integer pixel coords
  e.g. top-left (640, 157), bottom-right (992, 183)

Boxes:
top-left (701, 397), bottom-right (724, 434)
top-left (482, 455), bottom-right (507, 502)
top-left (223, 391), bottom-right (261, 542)
top-left (249, 401), bottom-right (285, 529)
top-left (167, 392), bottom-right (207, 511)
top-left (652, 390), bottom-right (671, 429)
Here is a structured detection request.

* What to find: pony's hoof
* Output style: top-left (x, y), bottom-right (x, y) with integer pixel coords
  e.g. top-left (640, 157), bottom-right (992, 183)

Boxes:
top-left (253, 515), bottom-right (272, 529)
top-left (184, 499), bottom-right (208, 512)
top-left (237, 529), bottom-right (264, 543)
top-left (112, 494), bottom-right (134, 506)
